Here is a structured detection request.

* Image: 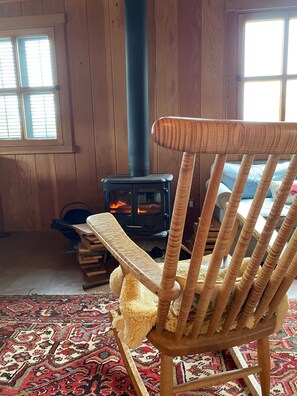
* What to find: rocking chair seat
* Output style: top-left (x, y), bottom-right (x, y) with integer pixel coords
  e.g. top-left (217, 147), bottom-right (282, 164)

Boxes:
top-left (147, 318), bottom-right (276, 357)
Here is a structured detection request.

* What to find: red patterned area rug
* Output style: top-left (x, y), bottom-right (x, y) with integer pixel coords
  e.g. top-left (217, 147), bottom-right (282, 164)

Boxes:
top-left (0, 294), bottom-right (296, 396)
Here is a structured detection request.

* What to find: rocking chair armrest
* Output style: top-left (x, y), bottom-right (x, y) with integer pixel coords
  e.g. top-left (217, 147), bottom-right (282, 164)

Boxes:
top-left (87, 213), bottom-right (181, 301)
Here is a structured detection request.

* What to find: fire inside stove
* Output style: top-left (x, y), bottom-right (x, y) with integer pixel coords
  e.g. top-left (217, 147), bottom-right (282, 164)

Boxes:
top-left (109, 190), bottom-right (162, 215)
top-left (109, 191), bottom-right (132, 214)
top-left (137, 191), bottom-right (161, 215)
top-left (110, 200), bottom-right (131, 214)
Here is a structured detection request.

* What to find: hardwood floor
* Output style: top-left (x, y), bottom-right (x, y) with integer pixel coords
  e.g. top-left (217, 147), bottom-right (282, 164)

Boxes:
top-left (0, 231), bottom-right (296, 298)
top-left (0, 231), bottom-right (165, 295)
top-left (0, 231), bottom-right (110, 295)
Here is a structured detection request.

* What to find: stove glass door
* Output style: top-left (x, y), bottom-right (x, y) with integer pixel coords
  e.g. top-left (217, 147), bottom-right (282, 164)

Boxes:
top-left (136, 188), bottom-right (162, 215)
top-left (108, 188), bottom-right (132, 215)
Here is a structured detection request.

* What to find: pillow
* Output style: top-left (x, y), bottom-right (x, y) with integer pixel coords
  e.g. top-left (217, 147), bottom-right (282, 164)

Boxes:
top-left (221, 163), bottom-right (260, 199)
top-left (270, 180), bottom-right (297, 205)
top-left (221, 161), bottom-right (290, 199)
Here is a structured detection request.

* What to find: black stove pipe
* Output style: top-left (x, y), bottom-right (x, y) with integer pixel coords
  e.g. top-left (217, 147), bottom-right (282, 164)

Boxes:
top-left (124, 0), bottom-right (149, 177)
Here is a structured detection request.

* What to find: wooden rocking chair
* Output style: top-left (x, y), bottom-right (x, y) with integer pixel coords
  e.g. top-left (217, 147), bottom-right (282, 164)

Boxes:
top-left (87, 118), bottom-right (297, 395)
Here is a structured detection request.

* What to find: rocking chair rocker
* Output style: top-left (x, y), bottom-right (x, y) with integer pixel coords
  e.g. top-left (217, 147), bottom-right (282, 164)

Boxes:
top-left (87, 118), bottom-right (297, 395)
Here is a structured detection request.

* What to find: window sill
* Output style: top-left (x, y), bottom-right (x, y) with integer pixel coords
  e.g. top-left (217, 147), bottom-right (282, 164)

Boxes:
top-left (0, 143), bottom-right (75, 155)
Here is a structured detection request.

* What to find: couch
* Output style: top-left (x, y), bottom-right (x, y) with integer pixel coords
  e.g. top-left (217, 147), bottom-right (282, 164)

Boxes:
top-left (212, 160), bottom-right (296, 255)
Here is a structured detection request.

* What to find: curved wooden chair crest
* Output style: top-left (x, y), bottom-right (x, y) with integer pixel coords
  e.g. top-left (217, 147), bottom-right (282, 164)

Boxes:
top-left (87, 118), bottom-right (297, 395)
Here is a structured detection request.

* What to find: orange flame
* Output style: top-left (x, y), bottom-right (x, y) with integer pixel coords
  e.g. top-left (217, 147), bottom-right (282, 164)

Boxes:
top-left (110, 200), bottom-right (127, 209)
top-left (110, 200), bottom-right (131, 214)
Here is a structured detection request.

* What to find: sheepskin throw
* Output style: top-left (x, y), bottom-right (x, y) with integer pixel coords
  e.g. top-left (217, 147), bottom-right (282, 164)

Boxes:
top-left (110, 258), bottom-right (288, 349)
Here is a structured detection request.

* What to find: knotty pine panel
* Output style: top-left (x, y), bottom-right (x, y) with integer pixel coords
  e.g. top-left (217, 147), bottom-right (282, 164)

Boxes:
top-left (201, 0), bottom-right (225, 118)
top-left (21, 0), bottom-right (42, 15)
top-left (15, 155), bottom-right (41, 231)
top-left (199, 0), bottom-right (225, 210)
top-left (53, 153), bottom-right (79, 216)
top-left (147, 0), bottom-right (157, 174)
top-left (177, 0), bottom-right (202, 226)
top-left (108, 0), bottom-right (129, 175)
top-left (178, 0), bottom-right (201, 119)
top-left (0, 196), bottom-right (4, 233)
top-left (0, 156), bottom-right (23, 231)
top-left (35, 154), bottom-right (59, 230)
top-left (0, 1), bottom-right (21, 16)
top-left (42, 0), bottom-right (64, 14)
top-left (155, 0), bottom-right (180, 192)
top-left (87, 0), bottom-right (117, 210)
top-left (65, 0), bottom-right (98, 211)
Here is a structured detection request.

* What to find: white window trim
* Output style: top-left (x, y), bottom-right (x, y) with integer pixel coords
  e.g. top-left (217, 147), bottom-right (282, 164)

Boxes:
top-left (0, 14), bottom-right (74, 154)
top-left (225, 0), bottom-right (297, 13)
top-left (237, 9), bottom-right (297, 121)
top-left (0, 13), bottom-right (65, 29)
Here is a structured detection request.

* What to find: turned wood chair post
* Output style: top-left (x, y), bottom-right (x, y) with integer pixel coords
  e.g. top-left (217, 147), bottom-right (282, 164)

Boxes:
top-left (257, 337), bottom-right (271, 396)
top-left (156, 152), bottom-right (196, 332)
top-left (160, 354), bottom-right (174, 396)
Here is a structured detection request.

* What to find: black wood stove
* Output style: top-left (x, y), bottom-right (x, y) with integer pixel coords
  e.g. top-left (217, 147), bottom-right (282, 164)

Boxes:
top-left (102, 0), bottom-right (173, 237)
top-left (102, 174), bottom-right (172, 237)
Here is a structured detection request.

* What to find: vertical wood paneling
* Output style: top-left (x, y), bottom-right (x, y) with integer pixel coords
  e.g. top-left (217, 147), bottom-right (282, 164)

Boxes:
top-left (201, 0), bottom-right (225, 118)
top-left (155, 0), bottom-right (179, 118)
top-left (225, 12), bottom-right (239, 119)
top-left (148, 0), bottom-right (157, 174)
top-left (35, 154), bottom-right (59, 230)
top-left (178, 0), bottom-right (201, 119)
top-left (108, 0), bottom-right (128, 175)
top-left (0, 0), bottom-right (227, 231)
top-left (177, 0), bottom-right (202, 223)
top-left (21, 0), bottom-right (43, 15)
top-left (0, 156), bottom-right (22, 231)
top-left (15, 155), bottom-right (41, 230)
top-left (155, 0), bottom-right (180, 190)
top-left (0, 1), bottom-right (21, 16)
top-left (54, 154), bottom-right (78, 212)
top-left (200, 0), bottom-right (225, 210)
top-left (0, 197), bottom-right (4, 233)
top-left (87, 0), bottom-right (116, 212)
top-left (65, 0), bottom-right (98, 210)
top-left (42, 0), bottom-right (64, 13)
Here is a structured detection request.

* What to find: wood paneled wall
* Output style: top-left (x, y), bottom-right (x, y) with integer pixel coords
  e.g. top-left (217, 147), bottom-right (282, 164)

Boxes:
top-left (0, 0), bottom-right (225, 232)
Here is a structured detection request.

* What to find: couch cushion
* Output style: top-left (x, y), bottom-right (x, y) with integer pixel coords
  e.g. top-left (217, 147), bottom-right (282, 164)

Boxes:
top-left (221, 161), bottom-right (290, 199)
top-left (242, 198), bottom-right (290, 226)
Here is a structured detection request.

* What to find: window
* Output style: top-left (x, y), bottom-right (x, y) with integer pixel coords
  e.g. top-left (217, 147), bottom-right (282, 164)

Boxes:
top-left (237, 11), bottom-right (297, 122)
top-left (0, 14), bottom-right (73, 154)
top-left (0, 30), bottom-right (58, 140)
